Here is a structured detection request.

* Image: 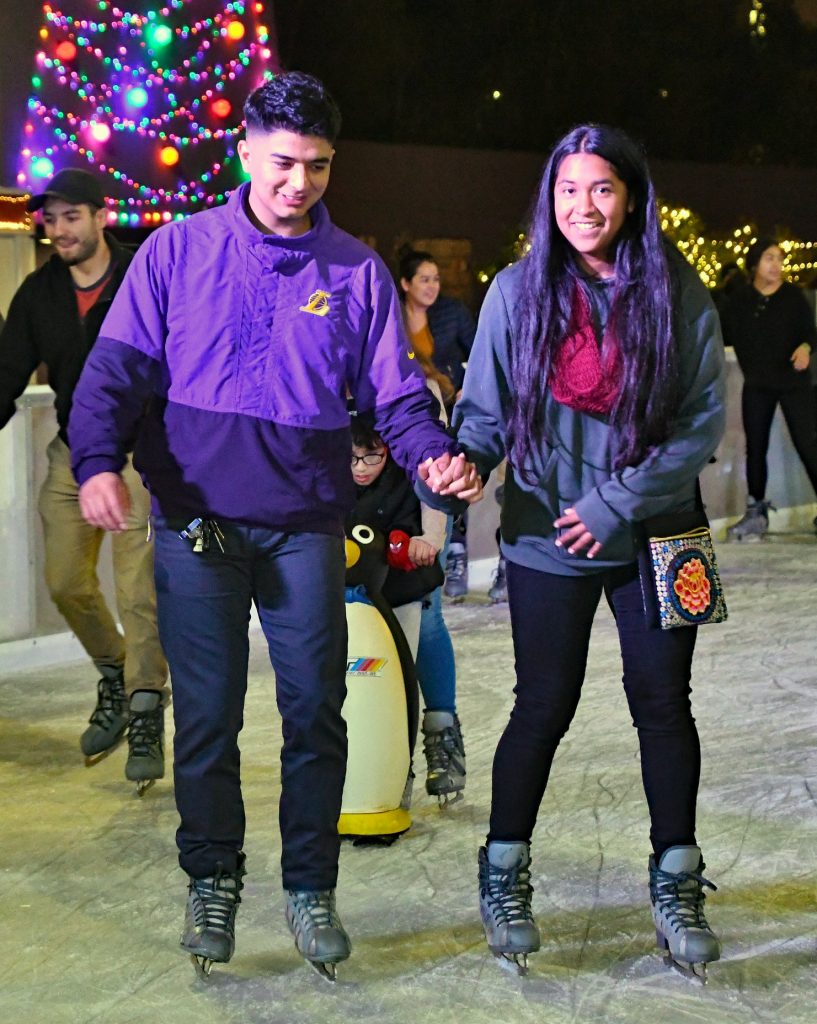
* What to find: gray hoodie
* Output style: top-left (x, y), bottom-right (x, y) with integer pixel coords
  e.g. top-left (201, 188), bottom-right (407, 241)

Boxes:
top-left (451, 254), bottom-right (726, 576)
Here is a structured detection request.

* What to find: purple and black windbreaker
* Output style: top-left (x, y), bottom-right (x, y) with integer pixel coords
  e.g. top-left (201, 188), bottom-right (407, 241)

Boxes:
top-left (69, 184), bottom-right (454, 534)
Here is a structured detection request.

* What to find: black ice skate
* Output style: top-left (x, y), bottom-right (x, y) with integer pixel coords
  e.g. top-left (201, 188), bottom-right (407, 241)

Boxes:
top-left (488, 556), bottom-right (508, 604)
top-left (478, 842), bottom-right (541, 975)
top-left (125, 690), bottom-right (165, 796)
top-left (649, 845), bottom-right (720, 984)
top-left (726, 499), bottom-right (773, 542)
top-left (180, 857), bottom-right (245, 979)
top-left (285, 889), bottom-right (351, 982)
top-left (443, 542), bottom-right (468, 602)
top-left (80, 668), bottom-right (128, 765)
top-left (422, 710), bottom-right (466, 806)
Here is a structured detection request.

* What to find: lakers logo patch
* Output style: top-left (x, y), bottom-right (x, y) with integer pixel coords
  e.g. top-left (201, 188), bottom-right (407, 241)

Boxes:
top-left (299, 289), bottom-right (331, 317)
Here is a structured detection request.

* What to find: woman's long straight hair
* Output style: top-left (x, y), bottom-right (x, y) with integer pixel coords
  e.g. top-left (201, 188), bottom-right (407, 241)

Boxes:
top-left (508, 124), bottom-right (680, 477)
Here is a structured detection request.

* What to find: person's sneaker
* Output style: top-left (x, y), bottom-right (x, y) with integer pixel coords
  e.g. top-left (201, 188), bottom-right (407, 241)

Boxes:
top-left (444, 542), bottom-right (468, 602)
top-left (80, 668), bottom-right (129, 764)
top-left (488, 556), bottom-right (508, 604)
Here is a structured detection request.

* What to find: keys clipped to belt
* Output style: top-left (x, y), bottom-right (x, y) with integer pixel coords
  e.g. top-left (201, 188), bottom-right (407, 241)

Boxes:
top-left (179, 517), bottom-right (225, 553)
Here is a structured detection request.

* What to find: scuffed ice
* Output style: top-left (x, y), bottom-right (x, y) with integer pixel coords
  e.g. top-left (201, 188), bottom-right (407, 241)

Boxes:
top-left (0, 540), bottom-right (814, 1023)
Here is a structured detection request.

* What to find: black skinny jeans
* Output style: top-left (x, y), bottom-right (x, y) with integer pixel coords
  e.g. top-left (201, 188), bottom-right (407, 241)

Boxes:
top-left (742, 383), bottom-right (817, 501)
top-left (489, 561), bottom-right (700, 856)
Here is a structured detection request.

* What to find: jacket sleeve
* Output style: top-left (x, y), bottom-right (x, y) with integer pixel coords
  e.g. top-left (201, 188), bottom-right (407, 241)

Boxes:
top-left (415, 274), bottom-right (512, 512)
top-left (349, 254), bottom-right (456, 474)
top-left (0, 281), bottom-right (41, 431)
top-left (68, 233), bottom-right (169, 483)
top-left (573, 278), bottom-right (727, 542)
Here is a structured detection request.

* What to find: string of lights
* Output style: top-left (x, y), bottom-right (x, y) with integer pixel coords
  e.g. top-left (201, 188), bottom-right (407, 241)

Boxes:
top-left (19, 1), bottom-right (277, 226)
top-left (477, 205), bottom-right (817, 289)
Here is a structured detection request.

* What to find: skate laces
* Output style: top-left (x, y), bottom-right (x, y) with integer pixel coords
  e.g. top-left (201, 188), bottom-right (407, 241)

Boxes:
top-left (650, 863), bottom-right (716, 931)
top-left (290, 891), bottom-right (338, 931)
top-left (483, 862), bottom-right (535, 924)
top-left (447, 552), bottom-right (466, 581)
top-left (190, 864), bottom-right (244, 933)
top-left (423, 724), bottom-right (464, 774)
top-left (128, 706), bottom-right (162, 756)
top-left (88, 675), bottom-right (127, 727)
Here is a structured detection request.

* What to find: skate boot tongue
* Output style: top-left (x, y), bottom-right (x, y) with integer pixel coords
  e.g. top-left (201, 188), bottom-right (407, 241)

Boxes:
top-left (423, 710), bottom-right (454, 732)
top-left (129, 689), bottom-right (161, 713)
top-left (657, 845), bottom-right (702, 874)
top-left (487, 841), bottom-right (530, 871)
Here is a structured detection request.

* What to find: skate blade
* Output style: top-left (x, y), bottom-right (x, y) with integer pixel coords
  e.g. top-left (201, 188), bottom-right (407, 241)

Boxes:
top-left (436, 790), bottom-right (464, 809)
top-left (135, 779), bottom-right (156, 797)
top-left (83, 735), bottom-right (126, 767)
top-left (305, 958), bottom-right (339, 982)
top-left (662, 952), bottom-right (709, 984)
top-left (493, 951), bottom-right (529, 976)
top-left (190, 954), bottom-right (215, 980)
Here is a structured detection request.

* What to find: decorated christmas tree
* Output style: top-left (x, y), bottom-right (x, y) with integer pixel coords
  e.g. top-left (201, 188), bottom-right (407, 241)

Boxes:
top-left (18, 1), bottom-right (278, 226)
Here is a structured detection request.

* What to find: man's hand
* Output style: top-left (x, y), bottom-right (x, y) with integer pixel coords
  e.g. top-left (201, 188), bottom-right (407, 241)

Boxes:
top-left (553, 507), bottom-right (602, 559)
top-left (78, 472), bottom-right (131, 532)
top-left (408, 536), bottom-right (438, 567)
top-left (417, 452), bottom-right (484, 504)
top-left (791, 343), bottom-right (811, 372)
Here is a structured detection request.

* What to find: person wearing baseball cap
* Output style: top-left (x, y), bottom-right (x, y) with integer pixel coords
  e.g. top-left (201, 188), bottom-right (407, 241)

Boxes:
top-left (26, 167), bottom-right (107, 213)
top-left (0, 167), bottom-right (168, 791)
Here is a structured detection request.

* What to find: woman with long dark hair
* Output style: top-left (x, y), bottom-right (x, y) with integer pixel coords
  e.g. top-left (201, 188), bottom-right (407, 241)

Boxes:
top-left (720, 236), bottom-right (817, 539)
top-left (422, 124), bottom-right (726, 976)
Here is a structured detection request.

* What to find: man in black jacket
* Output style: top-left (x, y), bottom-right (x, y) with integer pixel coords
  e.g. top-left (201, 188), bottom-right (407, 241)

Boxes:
top-left (0, 169), bottom-right (168, 789)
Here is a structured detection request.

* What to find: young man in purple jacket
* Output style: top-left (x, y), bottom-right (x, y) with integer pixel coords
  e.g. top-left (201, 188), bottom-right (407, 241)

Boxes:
top-left (68, 72), bottom-right (481, 980)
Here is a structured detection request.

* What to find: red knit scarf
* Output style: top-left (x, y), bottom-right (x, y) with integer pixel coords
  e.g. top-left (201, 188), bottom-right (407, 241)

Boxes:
top-left (549, 282), bottom-right (622, 415)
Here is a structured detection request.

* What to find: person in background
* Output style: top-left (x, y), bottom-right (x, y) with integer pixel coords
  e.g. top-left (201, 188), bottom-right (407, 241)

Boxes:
top-left (420, 123), bottom-right (725, 978)
top-left (0, 168), bottom-right (168, 790)
top-left (720, 236), bottom-right (817, 539)
top-left (399, 247), bottom-right (477, 601)
top-left (69, 72), bottom-right (481, 981)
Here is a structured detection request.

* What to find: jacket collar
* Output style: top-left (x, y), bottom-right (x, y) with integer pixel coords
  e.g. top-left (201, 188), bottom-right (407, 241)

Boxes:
top-left (227, 181), bottom-right (330, 250)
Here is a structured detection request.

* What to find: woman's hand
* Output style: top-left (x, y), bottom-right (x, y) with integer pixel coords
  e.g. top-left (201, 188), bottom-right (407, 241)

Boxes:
top-left (791, 343), bottom-right (812, 372)
top-left (553, 507), bottom-right (602, 559)
top-left (408, 537), bottom-right (438, 566)
top-left (418, 452), bottom-right (484, 503)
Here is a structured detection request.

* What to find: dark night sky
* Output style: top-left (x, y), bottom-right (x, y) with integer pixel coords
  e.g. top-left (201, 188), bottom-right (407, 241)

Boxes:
top-left (273, 0), bottom-right (817, 165)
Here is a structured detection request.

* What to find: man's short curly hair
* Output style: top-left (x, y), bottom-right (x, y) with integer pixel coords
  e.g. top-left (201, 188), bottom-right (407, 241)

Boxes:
top-left (244, 71), bottom-right (341, 144)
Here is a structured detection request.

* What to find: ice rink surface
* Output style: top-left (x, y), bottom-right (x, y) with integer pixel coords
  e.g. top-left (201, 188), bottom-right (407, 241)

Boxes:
top-left (0, 539), bottom-right (815, 1024)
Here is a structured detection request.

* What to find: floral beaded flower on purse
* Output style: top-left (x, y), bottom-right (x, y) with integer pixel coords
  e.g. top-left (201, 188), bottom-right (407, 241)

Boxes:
top-left (637, 494), bottom-right (728, 630)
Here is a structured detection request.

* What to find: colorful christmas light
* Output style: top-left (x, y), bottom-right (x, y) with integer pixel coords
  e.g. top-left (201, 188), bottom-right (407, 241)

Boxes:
top-left (19, 2), bottom-right (278, 225)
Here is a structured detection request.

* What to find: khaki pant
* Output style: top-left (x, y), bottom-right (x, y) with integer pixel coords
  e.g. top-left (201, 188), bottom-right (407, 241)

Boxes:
top-left (38, 436), bottom-right (168, 699)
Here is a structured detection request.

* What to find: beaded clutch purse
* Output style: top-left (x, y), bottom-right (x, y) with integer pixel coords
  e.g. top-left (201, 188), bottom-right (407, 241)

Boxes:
top-left (637, 507), bottom-right (728, 630)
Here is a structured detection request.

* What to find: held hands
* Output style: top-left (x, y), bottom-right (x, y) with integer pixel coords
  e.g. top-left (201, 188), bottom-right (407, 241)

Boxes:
top-left (78, 472), bottom-right (131, 532)
top-left (791, 343), bottom-right (812, 372)
top-left (553, 507), bottom-right (602, 560)
top-left (417, 452), bottom-right (483, 504)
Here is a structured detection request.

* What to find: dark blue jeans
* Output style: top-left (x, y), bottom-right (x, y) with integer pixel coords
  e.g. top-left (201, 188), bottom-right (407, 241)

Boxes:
top-left (153, 523), bottom-right (347, 890)
top-left (489, 561), bottom-right (700, 855)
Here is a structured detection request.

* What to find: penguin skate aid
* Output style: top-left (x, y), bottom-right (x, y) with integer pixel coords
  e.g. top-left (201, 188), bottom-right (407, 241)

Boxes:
top-left (414, 124), bottom-right (728, 979)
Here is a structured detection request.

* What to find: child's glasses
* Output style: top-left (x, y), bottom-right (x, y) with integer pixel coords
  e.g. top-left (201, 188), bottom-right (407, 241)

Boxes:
top-left (350, 452), bottom-right (386, 466)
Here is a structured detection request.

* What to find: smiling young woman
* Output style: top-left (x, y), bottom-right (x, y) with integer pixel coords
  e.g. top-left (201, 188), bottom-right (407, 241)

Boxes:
top-left (422, 123), bottom-right (727, 978)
